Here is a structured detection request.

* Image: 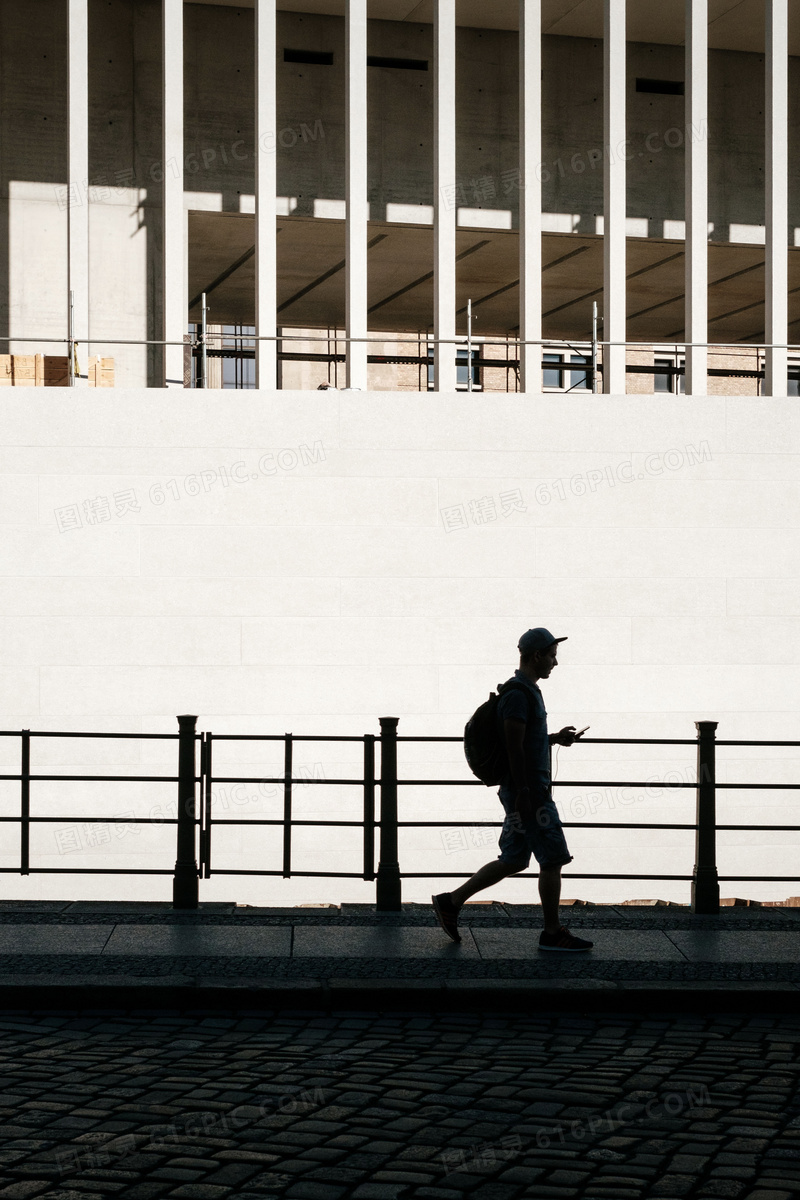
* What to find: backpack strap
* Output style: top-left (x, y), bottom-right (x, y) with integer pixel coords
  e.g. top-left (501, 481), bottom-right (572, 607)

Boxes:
top-left (496, 680), bottom-right (532, 724)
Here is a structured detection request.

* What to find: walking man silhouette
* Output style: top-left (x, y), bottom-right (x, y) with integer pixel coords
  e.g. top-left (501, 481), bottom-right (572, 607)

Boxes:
top-left (432, 627), bottom-right (593, 951)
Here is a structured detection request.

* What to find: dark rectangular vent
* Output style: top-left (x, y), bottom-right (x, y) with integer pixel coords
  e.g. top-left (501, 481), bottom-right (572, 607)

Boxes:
top-left (636, 77), bottom-right (684, 95)
top-left (284, 49), bottom-right (334, 65)
top-left (367, 55), bottom-right (428, 70)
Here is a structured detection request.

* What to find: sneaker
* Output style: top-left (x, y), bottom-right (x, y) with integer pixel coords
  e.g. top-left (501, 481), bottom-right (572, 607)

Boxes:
top-left (538, 925), bottom-right (593, 952)
top-left (432, 892), bottom-right (461, 943)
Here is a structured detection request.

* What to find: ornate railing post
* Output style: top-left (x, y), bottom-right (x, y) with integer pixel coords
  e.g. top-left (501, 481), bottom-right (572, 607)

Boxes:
top-left (376, 717), bottom-right (401, 910)
top-left (173, 714), bottom-right (199, 909)
top-left (691, 720), bottom-right (719, 914)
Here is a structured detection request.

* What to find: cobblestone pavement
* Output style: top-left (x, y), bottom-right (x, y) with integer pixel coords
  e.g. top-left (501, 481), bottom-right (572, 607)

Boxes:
top-left (0, 1005), bottom-right (798, 1200)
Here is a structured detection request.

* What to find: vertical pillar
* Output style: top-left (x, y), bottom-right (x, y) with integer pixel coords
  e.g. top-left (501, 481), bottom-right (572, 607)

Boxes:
top-left (685, 0), bottom-right (708, 396)
top-left (519, 0), bottom-right (542, 394)
top-left (346, 0), bottom-right (368, 389)
top-left (434, 0), bottom-right (457, 392)
top-left (376, 717), bottom-right (401, 910)
top-left (691, 720), bottom-right (719, 915)
top-left (163, 0), bottom-right (186, 388)
top-left (20, 730), bottom-right (30, 875)
top-left (765, 0), bottom-right (788, 397)
top-left (603, 0), bottom-right (626, 394)
top-left (68, 0), bottom-right (89, 387)
top-left (173, 714), bottom-right (199, 909)
top-left (255, 0), bottom-right (277, 390)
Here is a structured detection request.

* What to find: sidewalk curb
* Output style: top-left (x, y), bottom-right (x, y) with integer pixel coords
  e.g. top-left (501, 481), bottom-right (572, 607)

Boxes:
top-left (1, 978), bottom-right (798, 1012)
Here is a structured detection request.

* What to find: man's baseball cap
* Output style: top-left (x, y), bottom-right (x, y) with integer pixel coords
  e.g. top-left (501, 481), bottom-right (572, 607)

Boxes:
top-left (518, 627), bottom-right (568, 656)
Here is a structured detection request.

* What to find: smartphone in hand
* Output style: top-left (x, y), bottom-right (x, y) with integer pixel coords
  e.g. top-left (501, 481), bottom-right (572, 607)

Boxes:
top-left (575, 726), bottom-right (590, 738)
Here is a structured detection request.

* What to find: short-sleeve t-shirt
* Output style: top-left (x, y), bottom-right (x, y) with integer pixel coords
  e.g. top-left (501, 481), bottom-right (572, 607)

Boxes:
top-left (496, 669), bottom-right (550, 797)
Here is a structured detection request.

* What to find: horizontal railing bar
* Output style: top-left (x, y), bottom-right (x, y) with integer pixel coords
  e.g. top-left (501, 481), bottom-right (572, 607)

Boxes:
top-left (0, 731), bottom-right (794, 747)
top-left (0, 816), bottom-right (795, 831)
top-left (395, 780), bottom-right (800, 790)
top-left (398, 736), bottom-right (800, 748)
top-left (715, 740), bottom-right (800, 747)
top-left (21, 775), bottom-right (181, 783)
top-left (396, 779), bottom-right (484, 785)
top-left (398, 872), bottom-right (696, 880)
top-left (0, 868), bottom-right (175, 874)
top-left (0, 816), bottom-right (178, 823)
top-left (553, 781), bottom-right (800, 791)
top-left (209, 734), bottom-right (368, 742)
top-left (211, 776), bottom-right (366, 785)
top-left (204, 819), bottom-right (368, 826)
top-left (0, 774), bottom-right (793, 790)
top-left (0, 731), bottom-right (180, 740)
top-left (711, 783), bottom-right (800, 790)
top-left (1, 817), bottom-right (794, 831)
top-left (393, 872), bottom-right (800, 882)
top-left (717, 824), bottom-right (800, 830)
top-left (397, 736), bottom-right (475, 742)
top-left (3, 867), bottom-right (783, 882)
top-left (208, 870), bottom-right (368, 877)
top-left (398, 779), bottom-right (694, 788)
top-left (396, 820), bottom-right (697, 829)
top-left (397, 736), bottom-right (700, 744)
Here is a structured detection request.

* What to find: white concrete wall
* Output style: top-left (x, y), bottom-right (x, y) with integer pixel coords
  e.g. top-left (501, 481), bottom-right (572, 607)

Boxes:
top-left (0, 390), bottom-right (798, 906)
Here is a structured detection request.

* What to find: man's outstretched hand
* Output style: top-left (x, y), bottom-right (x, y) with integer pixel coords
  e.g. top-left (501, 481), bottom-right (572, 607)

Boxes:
top-left (551, 726), bottom-right (585, 747)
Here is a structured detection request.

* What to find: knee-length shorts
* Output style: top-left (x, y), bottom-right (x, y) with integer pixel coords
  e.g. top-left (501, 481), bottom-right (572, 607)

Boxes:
top-left (497, 788), bottom-right (573, 870)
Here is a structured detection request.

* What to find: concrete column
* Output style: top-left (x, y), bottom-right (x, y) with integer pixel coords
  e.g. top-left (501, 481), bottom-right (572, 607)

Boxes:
top-left (685, 0), bottom-right (708, 396)
top-left (519, 0), bottom-right (542, 395)
top-left (603, 0), bottom-right (626, 394)
top-left (346, 0), bottom-right (368, 389)
top-left (68, 0), bottom-right (89, 386)
top-left (765, 0), bottom-right (788, 397)
top-left (163, 0), bottom-right (186, 388)
top-left (255, 0), bottom-right (277, 390)
top-left (434, 0), bottom-right (457, 392)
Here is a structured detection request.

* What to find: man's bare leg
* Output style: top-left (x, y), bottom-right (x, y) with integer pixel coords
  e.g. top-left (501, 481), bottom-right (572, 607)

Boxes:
top-left (446, 859), bottom-right (562, 933)
top-left (538, 863), bottom-right (563, 934)
top-left (448, 858), bottom-right (525, 909)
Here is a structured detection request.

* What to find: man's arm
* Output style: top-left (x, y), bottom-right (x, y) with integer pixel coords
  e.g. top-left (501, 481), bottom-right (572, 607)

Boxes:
top-left (503, 718), bottom-right (529, 815)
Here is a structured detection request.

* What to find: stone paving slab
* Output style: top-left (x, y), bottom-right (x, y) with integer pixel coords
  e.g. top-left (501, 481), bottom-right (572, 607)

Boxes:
top-left (472, 929), bottom-right (687, 960)
top-left (665, 930), bottom-right (800, 961)
top-left (0, 924), bottom-right (112, 954)
top-left (292, 927), bottom-right (480, 959)
top-left (102, 925), bottom-right (291, 957)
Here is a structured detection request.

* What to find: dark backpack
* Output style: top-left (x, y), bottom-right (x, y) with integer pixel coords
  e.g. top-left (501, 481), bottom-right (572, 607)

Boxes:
top-left (464, 680), bottom-right (529, 785)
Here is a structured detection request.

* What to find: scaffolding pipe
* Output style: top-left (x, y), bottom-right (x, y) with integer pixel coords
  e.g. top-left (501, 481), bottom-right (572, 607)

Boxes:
top-left (68, 290), bottom-right (75, 388)
top-left (467, 298), bottom-right (473, 392)
top-left (199, 292), bottom-right (208, 389)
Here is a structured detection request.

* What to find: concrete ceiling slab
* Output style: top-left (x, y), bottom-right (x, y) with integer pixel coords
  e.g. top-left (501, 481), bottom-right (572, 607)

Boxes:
top-left (543, 0), bottom-right (799, 53)
top-left (186, 0), bottom-right (800, 52)
top-left (188, 210), bottom-right (800, 349)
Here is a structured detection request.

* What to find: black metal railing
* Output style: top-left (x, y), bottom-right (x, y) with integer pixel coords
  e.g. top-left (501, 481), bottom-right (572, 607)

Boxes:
top-left (2, 716), bottom-right (799, 915)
